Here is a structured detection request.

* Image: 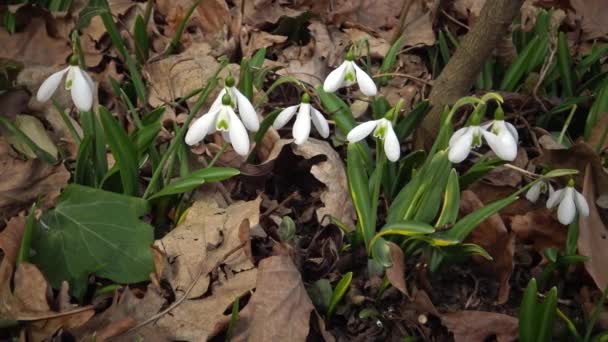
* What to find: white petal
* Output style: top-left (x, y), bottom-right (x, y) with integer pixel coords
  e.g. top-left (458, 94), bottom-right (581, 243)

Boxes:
top-left (383, 124), bottom-right (400, 162)
top-left (346, 120), bottom-right (379, 142)
top-left (36, 67), bottom-right (69, 102)
top-left (574, 190), bottom-right (590, 217)
top-left (227, 109), bottom-right (250, 156)
top-left (449, 127), bottom-right (470, 147)
top-left (505, 121), bottom-right (519, 142)
top-left (81, 69), bottom-right (95, 93)
top-left (481, 129), bottom-right (517, 161)
top-left (448, 130), bottom-right (473, 163)
top-left (233, 87), bottom-right (259, 132)
top-left (353, 63), bottom-right (377, 96)
top-left (209, 88), bottom-right (226, 112)
top-left (525, 182), bottom-right (542, 203)
top-left (293, 103), bottom-right (311, 145)
top-left (323, 61), bottom-right (348, 93)
top-left (272, 105), bottom-right (299, 130)
top-left (557, 187), bottom-right (576, 225)
top-left (481, 121), bottom-right (493, 131)
top-left (184, 109), bottom-right (219, 145)
top-left (71, 67), bottom-right (93, 111)
top-left (310, 107), bottom-right (330, 138)
top-left (546, 188), bottom-right (565, 209)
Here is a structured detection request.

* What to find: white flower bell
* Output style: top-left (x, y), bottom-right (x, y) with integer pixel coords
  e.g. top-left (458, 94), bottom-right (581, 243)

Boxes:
top-left (448, 107), bottom-right (518, 163)
top-left (525, 179), bottom-right (554, 203)
top-left (185, 94), bottom-right (250, 156)
top-left (273, 93), bottom-right (330, 144)
top-left (36, 56), bottom-right (94, 112)
top-left (323, 51), bottom-right (377, 97)
top-left (546, 180), bottom-right (590, 225)
top-left (347, 118), bottom-right (400, 162)
top-left (208, 76), bottom-right (259, 132)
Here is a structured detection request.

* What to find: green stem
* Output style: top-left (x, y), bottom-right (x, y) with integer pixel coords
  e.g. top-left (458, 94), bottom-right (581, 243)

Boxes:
top-left (16, 203), bottom-right (37, 266)
top-left (52, 99), bottom-right (82, 144)
top-left (143, 0), bottom-right (154, 26)
top-left (208, 142), bottom-right (228, 168)
top-left (166, 0), bottom-right (202, 56)
top-left (370, 143), bottom-right (386, 234)
top-left (143, 61), bottom-right (226, 199)
top-left (558, 104), bottom-right (576, 145)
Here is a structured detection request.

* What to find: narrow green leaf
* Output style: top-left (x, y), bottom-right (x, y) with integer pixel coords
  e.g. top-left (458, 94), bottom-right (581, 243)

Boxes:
top-left (74, 135), bottom-right (95, 186)
top-left (585, 79), bottom-right (608, 139)
top-left (238, 58), bottom-right (254, 100)
top-left (16, 203), bottom-right (37, 266)
top-left (500, 35), bottom-right (542, 91)
top-left (537, 287), bottom-right (558, 342)
top-left (557, 31), bottom-right (574, 97)
top-left (149, 167), bottom-right (240, 200)
top-left (519, 278), bottom-right (539, 342)
top-left (251, 108), bottom-right (281, 159)
top-left (455, 243), bottom-right (493, 260)
top-left (142, 107), bottom-right (166, 126)
top-left (99, 106), bottom-right (139, 196)
top-left (542, 169), bottom-right (579, 179)
top-left (316, 85), bottom-right (357, 135)
top-left (378, 34), bottom-right (405, 85)
top-left (394, 100), bottom-right (430, 140)
top-left (250, 48), bottom-right (266, 69)
top-left (577, 44), bottom-right (608, 75)
top-left (368, 221), bottom-right (435, 254)
top-left (0, 117), bottom-right (58, 164)
top-left (133, 15), bottom-right (149, 64)
top-left (435, 169), bottom-right (460, 227)
top-left (438, 30), bottom-right (451, 66)
top-left (459, 157), bottom-right (505, 189)
top-left (347, 143), bottom-right (373, 248)
top-left (327, 272), bottom-right (353, 319)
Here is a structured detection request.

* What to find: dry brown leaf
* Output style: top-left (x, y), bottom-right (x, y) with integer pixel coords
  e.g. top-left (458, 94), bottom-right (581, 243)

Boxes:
top-left (441, 310), bottom-right (518, 342)
top-left (570, 0), bottom-right (608, 40)
top-left (292, 138), bottom-right (356, 228)
top-left (230, 255), bottom-right (315, 341)
top-left (0, 138), bottom-right (70, 221)
top-left (587, 112), bottom-right (608, 151)
top-left (158, 270), bottom-right (257, 340)
top-left (385, 241), bottom-right (408, 296)
top-left (511, 208), bottom-right (567, 253)
top-left (484, 148), bottom-right (528, 187)
top-left (0, 17), bottom-right (70, 66)
top-left (240, 29), bottom-right (287, 58)
top-left (154, 197), bottom-right (260, 299)
top-left (242, 0), bottom-right (305, 27)
top-left (453, 0), bottom-right (486, 20)
top-left (460, 191), bottom-right (514, 304)
top-left (6, 115), bottom-right (58, 160)
top-left (579, 165), bottom-right (608, 290)
top-left (0, 214), bottom-right (25, 267)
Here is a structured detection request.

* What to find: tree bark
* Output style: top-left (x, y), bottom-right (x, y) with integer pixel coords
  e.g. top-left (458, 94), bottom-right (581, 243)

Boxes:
top-left (417, 0), bottom-right (524, 148)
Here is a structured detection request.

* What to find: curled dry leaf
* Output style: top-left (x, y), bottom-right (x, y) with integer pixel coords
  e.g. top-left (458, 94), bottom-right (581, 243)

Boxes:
top-left (292, 138), bottom-right (356, 228)
top-left (579, 165), bottom-right (608, 290)
top-left (441, 310), bottom-right (518, 342)
top-left (6, 115), bottom-right (58, 160)
top-left (460, 190), bottom-right (514, 304)
top-left (570, 0), bottom-right (608, 40)
top-left (230, 255), bottom-right (315, 341)
top-left (154, 197), bottom-right (261, 298)
top-left (0, 213), bottom-right (25, 267)
top-left (386, 241), bottom-right (408, 296)
top-left (511, 208), bottom-right (567, 254)
top-left (0, 138), bottom-right (70, 221)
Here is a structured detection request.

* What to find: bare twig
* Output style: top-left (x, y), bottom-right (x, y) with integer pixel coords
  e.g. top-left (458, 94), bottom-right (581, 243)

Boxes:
top-left (373, 72), bottom-right (433, 86)
top-left (532, 34), bottom-right (558, 112)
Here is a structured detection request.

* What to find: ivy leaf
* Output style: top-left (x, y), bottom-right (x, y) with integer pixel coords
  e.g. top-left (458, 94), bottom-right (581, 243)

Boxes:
top-left (32, 184), bottom-right (154, 297)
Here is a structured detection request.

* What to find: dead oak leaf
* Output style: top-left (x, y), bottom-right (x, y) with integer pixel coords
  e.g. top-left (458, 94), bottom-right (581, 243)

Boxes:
top-left (511, 208), bottom-right (567, 254)
top-left (154, 197), bottom-right (261, 298)
top-left (230, 255), bottom-right (315, 341)
top-left (0, 213), bottom-right (25, 267)
top-left (460, 190), bottom-right (514, 304)
top-left (570, 0), bottom-right (608, 40)
top-left (579, 165), bottom-right (608, 290)
top-left (292, 138), bottom-right (356, 229)
top-left (441, 310), bottom-right (518, 342)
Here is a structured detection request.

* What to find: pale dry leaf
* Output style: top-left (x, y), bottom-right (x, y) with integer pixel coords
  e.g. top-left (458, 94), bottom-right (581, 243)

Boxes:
top-left (154, 197), bottom-right (261, 298)
top-left (14, 263), bottom-right (50, 313)
top-left (385, 241), bottom-right (408, 296)
top-left (277, 43), bottom-right (328, 87)
top-left (242, 0), bottom-right (305, 27)
top-left (570, 0), bottom-right (608, 40)
top-left (484, 148), bottom-right (528, 187)
top-left (6, 115), bottom-right (58, 160)
top-left (0, 213), bottom-right (25, 267)
top-left (441, 310), bottom-right (518, 342)
top-left (579, 165), bottom-right (608, 290)
top-left (0, 17), bottom-right (70, 66)
top-left (240, 28), bottom-right (287, 57)
top-left (344, 28), bottom-right (390, 58)
top-left (0, 138), bottom-right (70, 221)
top-left (157, 269), bottom-right (258, 340)
top-left (230, 255), bottom-right (315, 341)
top-left (587, 112), bottom-right (608, 151)
top-left (460, 191), bottom-right (514, 304)
top-left (292, 138), bottom-right (356, 228)
top-left (511, 208), bottom-right (567, 254)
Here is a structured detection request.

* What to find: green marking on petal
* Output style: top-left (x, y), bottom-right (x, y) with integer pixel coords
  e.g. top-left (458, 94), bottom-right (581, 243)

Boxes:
top-left (472, 131), bottom-right (482, 147)
top-left (65, 79), bottom-right (73, 90)
top-left (217, 119), bottom-right (229, 131)
top-left (345, 72), bottom-right (355, 82)
top-left (373, 124), bottom-right (387, 140)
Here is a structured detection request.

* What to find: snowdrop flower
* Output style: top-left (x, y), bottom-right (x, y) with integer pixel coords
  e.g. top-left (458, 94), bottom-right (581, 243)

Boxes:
top-left (448, 125), bottom-right (484, 163)
top-left (525, 179), bottom-right (554, 203)
top-left (347, 118), bottom-right (400, 162)
top-left (185, 94), bottom-right (250, 156)
top-left (273, 93), bottom-right (330, 144)
top-left (36, 56), bottom-right (94, 112)
top-left (546, 180), bottom-right (589, 225)
top-left (480, 119), bottom-right (519, 161)
top-left (323, 51), bottom-right (377, 97)
top-left (208, 76), bottom-right (259, 132)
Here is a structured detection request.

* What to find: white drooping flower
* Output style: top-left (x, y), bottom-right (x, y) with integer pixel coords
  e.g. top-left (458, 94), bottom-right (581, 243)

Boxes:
top-left (448, 121), bottom-right (518, 163)
top-left (208, 76), bottom-right (259, 132)
top-left (546, 181), bottom-right (590, 225)
top-left (272, 94), bottom-right (330, 145)
top-left (36, 57), bottom-right (94, 112)
top-left (347, 118), bottom-right (400, 162)
top-left (185, 94), bottom-right (250, 156)
top-left (525, 179), bottom-right (554, 203)
top-left (323, 52), bottom-right (377, 97)
top-left (448, 125), bottom-right (484, 163)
